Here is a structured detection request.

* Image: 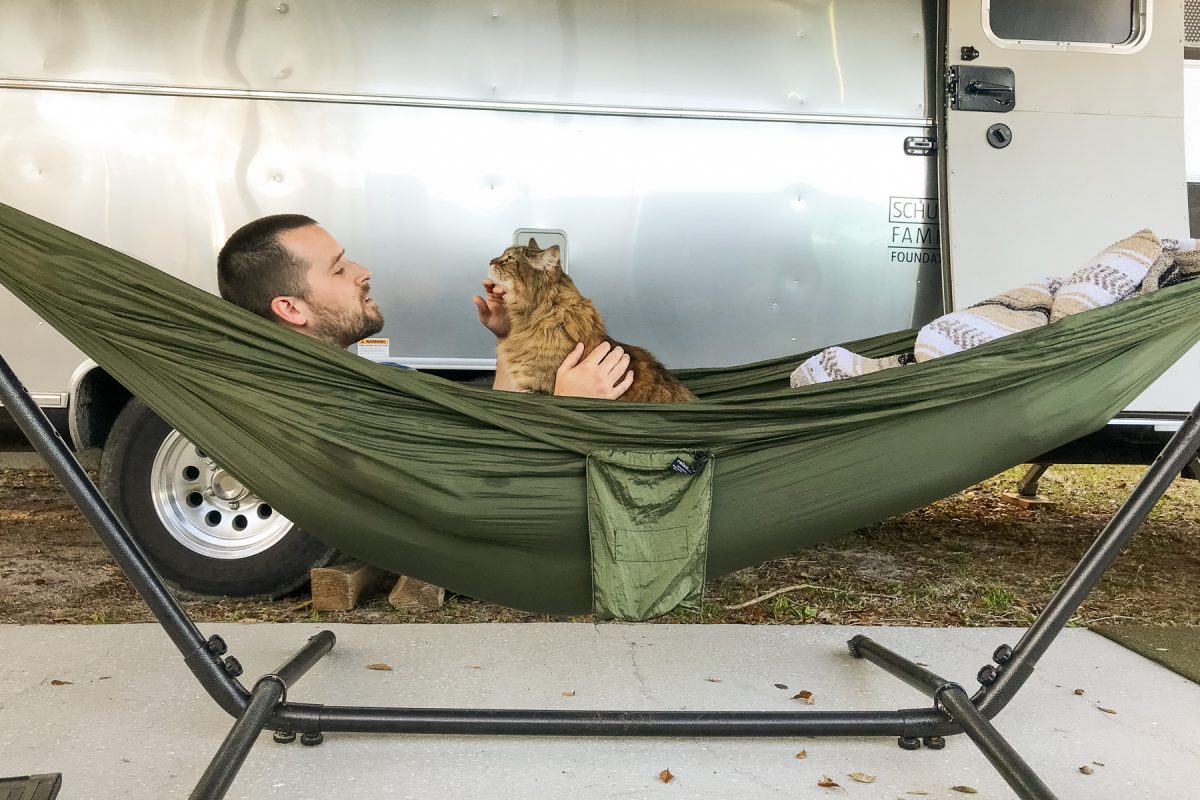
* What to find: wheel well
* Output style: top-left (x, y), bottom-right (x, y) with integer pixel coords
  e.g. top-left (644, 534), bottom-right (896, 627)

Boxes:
top-left (71, 368), bottom-right (132, 450)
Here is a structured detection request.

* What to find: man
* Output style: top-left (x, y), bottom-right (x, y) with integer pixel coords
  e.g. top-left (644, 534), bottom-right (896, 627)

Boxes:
top-left (217, 213), bottom-right (633, 399)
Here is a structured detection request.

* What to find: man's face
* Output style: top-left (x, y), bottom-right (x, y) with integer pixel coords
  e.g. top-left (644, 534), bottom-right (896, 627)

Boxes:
top-left (277, 225), bottom-right (384, 348)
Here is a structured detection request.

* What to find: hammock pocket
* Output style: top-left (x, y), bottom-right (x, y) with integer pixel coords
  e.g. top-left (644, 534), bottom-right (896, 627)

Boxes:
top-left (586, 448), bottom-right (713, 620)
top-left (2, 201), bottom-right (1199, 617)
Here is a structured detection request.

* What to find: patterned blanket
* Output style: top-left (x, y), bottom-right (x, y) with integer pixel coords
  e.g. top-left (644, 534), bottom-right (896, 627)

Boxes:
top-left (791, 231), bottom-right (1200, 388)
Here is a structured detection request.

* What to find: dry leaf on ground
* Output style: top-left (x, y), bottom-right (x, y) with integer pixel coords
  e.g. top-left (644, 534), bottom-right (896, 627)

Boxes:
top-left (795, 750), bottom-right (808, 760)
top-left (705, 677), bottom-right (722, 683)
top-left (1097, 706), bottom-right (1117, 715)
top-left (950, 787), bottom-right (978, 794)
top-left (1079, 765), bottom-right (1094, 775)
top-left (49, 679), bottom-right (71, 686)
top-left (366, 663), bottom-right (393, 671)
top-left (562, 690), bottom-right (576, 697)
top-left (659, 769), bottom-right (674, 784)
top-left (792, 690), bottom-right (814, 704)
top-left (848, 772), bottom-right (875, 783)
top-left (817, 776), bottom-right (840, 788)
top-left (1073, 688), bottom-right (1085, 696)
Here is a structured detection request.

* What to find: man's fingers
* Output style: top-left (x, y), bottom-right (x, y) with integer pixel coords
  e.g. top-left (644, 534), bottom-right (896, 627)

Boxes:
top-left (558, 342), bottom-right (585, 373)
top-left (607, 352), bottom-right (631, 378)
top-left (613, 369), bottom-right (634, 397)
top-left (585, 341), bottom-right (614, 365)
top-left (472, 295), bottom-right (489, 320)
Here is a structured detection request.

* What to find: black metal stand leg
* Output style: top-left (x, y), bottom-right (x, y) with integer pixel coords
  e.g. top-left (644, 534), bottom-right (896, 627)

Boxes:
top-left (936, 686), bottom-right (1056, 800)
top-left (849, 636), bottom-right (1055, 799)
top-left (978, 400), bottom-right (1200, 715)
top-left (190, 632), bottom-right (336, 800)
top-left (0, 355), bottom-right (248, 716)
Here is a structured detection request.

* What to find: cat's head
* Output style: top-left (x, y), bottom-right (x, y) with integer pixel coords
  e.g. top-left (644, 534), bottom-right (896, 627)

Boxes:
top-left (487, 238), bottom-right (564, 314)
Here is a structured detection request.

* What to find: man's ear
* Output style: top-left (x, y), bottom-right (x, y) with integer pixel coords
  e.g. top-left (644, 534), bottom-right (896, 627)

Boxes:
top-left (269, 295), bottom-right (308, 327)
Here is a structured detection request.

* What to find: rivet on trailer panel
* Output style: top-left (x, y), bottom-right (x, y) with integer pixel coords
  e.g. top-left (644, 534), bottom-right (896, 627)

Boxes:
top-left (275, 67), bottom-right (292, 80)
top-left (276, 3), bottom-right (289, 14)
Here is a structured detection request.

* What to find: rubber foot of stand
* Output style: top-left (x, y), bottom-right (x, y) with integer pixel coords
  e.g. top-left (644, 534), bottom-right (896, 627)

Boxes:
top-left (272, 731), bottom-right (297, 744)
top-left (846, 636), bottom-right (866, 658)
top-left (300, 732), bottom-right (324, 747)
top-left (922, 735), bottom-right (946, 750)
top-left (897, 736), bottom-right (922, 751)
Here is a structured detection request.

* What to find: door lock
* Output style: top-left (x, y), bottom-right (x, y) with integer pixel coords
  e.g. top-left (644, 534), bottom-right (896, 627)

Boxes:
top-left (986, 123), bottom-right (1012, 149)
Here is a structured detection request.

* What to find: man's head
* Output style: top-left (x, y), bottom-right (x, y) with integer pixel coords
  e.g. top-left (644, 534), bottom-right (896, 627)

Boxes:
top-left (217, 214), bottom-right (384, 348)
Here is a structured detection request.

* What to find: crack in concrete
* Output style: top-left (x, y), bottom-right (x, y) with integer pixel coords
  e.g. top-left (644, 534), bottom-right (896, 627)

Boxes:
top-left (627, 640), bottom-right (651, 700)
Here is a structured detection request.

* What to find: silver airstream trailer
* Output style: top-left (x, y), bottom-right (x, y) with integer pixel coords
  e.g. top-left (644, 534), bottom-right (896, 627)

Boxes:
top-left (1, 0), bottom-right (1195, 597)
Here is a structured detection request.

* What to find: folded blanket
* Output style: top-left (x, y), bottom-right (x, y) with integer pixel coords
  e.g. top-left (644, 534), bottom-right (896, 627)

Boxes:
top-left (790, 229), bottom-right (1195, 387)
top-left (789, 347), bottom-right (913, 388)
top-left (913, 277), bottom-right (1061, 363)
top-left (1050, 229), bottom-right (1161, 322)
top-left (1141, 237), bottom-right (1200, 294)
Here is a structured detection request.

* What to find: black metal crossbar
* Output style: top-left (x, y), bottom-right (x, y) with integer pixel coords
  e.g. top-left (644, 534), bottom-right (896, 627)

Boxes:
top-left (2, 352), bottom-right (1197, 800)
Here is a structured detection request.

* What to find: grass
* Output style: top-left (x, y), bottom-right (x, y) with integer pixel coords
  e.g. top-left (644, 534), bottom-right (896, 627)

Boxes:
top-left (1, 463), bottom-right (1198, 627)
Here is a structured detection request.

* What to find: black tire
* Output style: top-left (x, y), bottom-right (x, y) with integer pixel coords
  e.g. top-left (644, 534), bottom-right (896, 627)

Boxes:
top-left (98, 398), bottom-right (339, 598)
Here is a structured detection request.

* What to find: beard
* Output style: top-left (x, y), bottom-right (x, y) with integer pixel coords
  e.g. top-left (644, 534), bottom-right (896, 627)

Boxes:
top-left (309, 297), bottom-right (385, 349)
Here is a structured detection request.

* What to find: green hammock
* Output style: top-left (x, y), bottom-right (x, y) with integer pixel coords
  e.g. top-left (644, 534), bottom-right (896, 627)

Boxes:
top-left (2, 201), bottom-right (1199, 617)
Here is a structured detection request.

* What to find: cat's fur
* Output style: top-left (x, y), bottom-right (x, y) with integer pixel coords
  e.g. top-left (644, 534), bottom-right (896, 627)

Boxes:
top-left (488, 240), bottom-right (696, 403)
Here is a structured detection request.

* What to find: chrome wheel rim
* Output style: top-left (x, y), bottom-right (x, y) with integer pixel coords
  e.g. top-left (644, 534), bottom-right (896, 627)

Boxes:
top-left (150, 430), bottom-right (293, 559)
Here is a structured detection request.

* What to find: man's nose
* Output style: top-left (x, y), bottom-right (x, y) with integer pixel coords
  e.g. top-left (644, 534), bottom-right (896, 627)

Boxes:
top-left (354, 263), bottom-right (372, 283)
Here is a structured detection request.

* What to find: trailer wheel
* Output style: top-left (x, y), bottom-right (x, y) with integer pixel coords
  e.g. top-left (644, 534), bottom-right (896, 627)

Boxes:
top-left (98, 399), bottom-right (338, 598)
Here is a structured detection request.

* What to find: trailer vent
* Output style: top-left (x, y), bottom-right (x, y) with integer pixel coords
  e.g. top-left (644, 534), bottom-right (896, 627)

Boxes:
top-left (1188, 0), bottom-right (1200, 46)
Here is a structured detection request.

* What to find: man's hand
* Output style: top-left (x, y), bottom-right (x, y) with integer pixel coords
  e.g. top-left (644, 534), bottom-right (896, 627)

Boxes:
top-left (473, 278), bottom-right (511, 339)
top-left (553, 342), bottom-right (634, 400)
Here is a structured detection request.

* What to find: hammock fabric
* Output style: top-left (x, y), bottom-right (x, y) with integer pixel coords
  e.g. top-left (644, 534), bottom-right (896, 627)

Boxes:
top-left (2, 201), bottom-right (1199, 615)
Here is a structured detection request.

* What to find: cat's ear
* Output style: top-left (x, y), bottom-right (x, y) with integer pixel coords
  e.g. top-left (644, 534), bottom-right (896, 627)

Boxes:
top-left (526, 237), bottom-right (540, 251)
top-left (543, 244), bottom-right (562, 270)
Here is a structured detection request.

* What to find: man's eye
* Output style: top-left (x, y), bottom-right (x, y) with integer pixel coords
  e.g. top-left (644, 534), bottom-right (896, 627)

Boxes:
top-left (334, 268), bottom-right (344, 275)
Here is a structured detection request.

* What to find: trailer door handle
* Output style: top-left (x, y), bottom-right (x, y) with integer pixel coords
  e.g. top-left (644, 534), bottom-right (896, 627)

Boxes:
top-left (966, 80), bottom-right (1014, 107)
top-left (949, 66), bottom-right (1016, 113)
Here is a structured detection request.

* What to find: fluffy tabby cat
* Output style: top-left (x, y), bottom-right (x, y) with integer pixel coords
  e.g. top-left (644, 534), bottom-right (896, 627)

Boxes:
top-left (487, 240), bottom-right (696, 403)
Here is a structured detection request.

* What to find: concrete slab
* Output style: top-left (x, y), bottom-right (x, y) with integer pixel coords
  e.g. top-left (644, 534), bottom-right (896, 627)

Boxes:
top-left (0, 623), bottom-right (1195, 799)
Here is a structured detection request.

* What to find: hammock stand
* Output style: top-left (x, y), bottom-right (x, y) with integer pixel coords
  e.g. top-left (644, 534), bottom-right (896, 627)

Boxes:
top-left (3, 353), bottom-right (1198, 800)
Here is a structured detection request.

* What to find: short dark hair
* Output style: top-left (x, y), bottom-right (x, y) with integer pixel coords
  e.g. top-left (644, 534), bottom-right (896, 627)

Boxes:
top-left (217, 214), bottom-right (317, 320)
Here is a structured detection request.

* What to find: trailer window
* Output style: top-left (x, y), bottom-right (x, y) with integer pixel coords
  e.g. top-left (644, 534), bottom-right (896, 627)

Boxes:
top-left (988, 0), bottom-right (1139, 46)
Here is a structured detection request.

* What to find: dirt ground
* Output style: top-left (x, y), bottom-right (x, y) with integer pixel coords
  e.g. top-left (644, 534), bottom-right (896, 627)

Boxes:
top-left (0, 463), bottom-right (1198, 628)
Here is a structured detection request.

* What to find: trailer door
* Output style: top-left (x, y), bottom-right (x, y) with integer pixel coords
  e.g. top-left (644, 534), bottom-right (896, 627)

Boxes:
top-left (943, 1), bottom-right (1196, 414)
